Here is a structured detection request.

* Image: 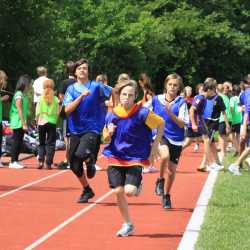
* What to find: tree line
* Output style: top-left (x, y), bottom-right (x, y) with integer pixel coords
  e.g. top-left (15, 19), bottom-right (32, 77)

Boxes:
top-left (1, 0), bottom-right (250, 92)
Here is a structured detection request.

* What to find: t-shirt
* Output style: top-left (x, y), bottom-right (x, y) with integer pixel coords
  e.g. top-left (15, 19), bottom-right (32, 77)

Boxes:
top-left (36, 96), bottom-right (59, 125)
top-left (204, 95), bottom-right (225, 121)
top-left (33, 76), bottom-right (48, 103)
top-left (9, 91), bottom-right (28, 129)
top-left (230, 96), bottom-right (242, 125)
top-left (58, 78), bottom-right (76, 95)
top-left (219, 94), bottom-right (232, 123)
top-left (63, 80), bottom-right (112, 135)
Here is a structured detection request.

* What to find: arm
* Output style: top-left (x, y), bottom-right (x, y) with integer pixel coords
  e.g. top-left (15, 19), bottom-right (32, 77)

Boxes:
top-left (64, 90), bottom-right (90, 115)
top-left (165, 103), bottom-right (185, 128)
top-left (190, 106), bottom-right (198, 132)
top-left (16, 98), bottom-right (27, 131)
top-left (241, 112), bottom-right (248, 140)
top-left (222, 111), bottom-right (231, 134)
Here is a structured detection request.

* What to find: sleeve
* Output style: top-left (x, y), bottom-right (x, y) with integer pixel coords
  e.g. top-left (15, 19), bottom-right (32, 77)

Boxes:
top-left (178, 102), bottom-right (189, 125)
top-left (145, 111), bottom-right (164, 129)
top-left (63, 86), bottom-right (74, 106)
top-left (191, 96), bottom-right (201, 110)
top-left (14, 92), bottom-right (22, 100)
top-left (100, 84), bottom-right (112, 99)
top-left (218, 96), bottom-right (226, 112)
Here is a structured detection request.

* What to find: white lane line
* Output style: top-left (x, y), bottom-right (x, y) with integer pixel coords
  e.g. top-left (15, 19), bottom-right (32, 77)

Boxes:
top-left (177, 171), bottom-right (219, 250)
top-left (24, 190), bottom-right (113, 250)
top-left (0, 170), bottom-right (68, 198)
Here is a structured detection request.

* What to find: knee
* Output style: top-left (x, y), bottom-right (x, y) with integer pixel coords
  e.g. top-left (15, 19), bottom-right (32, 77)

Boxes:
top-left (124, 185), bottom-right (137, 197)
top-left (114, 186), bottom-right (124, 195)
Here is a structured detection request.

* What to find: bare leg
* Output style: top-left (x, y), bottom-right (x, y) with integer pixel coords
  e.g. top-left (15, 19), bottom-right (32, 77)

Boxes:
top-left (234, 147), bottom-right (250, 166)
top-left (198, 135), bottom-right (210, 169)
top-left (158, 145), bottom-right (169, 178)
top-left (182, 137), bottom-right (192, 150)
top-left (165, 162), bottom-right (177, 194)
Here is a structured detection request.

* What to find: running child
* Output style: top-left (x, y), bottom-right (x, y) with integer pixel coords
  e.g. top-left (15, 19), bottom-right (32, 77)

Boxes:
top-left (145, 73), bottom-right (189, 209)
top-left (103, 79), bottom-right (164, 236)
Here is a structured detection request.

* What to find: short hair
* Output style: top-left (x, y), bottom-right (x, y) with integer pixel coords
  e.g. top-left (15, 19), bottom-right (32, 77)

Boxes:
top-left (74, 58), bottom-right (88, 74)
top-left (36, 66), bottom-right (47, 76)
top-left (232, 84), bottom-right (241, 96)
top-left (96, 74), bottom-right (108, 83)
top-left (203, 77), bottom-right (217, 92)
top-left (117, 73), bottom-right (130, 82)
top-left (15, 74), bottom-right (31, 92)
top-left (243, 74), bottom-right (250, 85)
top-left (65, 61), bottom-right (75, 76)
top-left (114, 79), bottom-right (138, 98)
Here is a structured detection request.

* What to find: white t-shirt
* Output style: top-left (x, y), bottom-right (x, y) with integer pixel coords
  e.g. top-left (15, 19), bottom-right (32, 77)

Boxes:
top-left (33, 76), bottom-right (48, 103)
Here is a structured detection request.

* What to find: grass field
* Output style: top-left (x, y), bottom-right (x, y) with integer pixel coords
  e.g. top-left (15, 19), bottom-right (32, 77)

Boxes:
top-left (196, 153), bottom-right (250, 250)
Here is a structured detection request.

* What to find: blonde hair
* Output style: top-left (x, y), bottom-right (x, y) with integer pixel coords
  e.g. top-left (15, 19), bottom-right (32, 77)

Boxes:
top-left (164, 73), bottom-right (183, 93)
top-left (37, 66), bottom-right (47, 77)
top-left (0, 70), bottom-right (7, 89)
top-left (117, 73), bottom-right (130, 82)
top-left (43, 79), bottom-right (55, 104)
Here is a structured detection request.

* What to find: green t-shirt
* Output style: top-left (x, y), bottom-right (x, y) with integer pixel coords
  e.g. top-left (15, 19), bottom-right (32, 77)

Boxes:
top-left (230, 95), bottom-right (242, 125)
top-left (9, 91), bottom-right (28, 129)
top-left (219, 94), bottom-right (232, 122)
top-left (0, 98), bottom-right (2, 123)
top-left (36, 96), bottom-right (59, 125)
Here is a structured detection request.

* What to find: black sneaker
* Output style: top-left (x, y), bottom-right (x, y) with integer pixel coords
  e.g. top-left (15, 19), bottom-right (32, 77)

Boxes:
top-left (78, 188), bottom-right (95, 203)
top-left (58, 161), bottom-right (69, 170)
top-left (86, 163), bottom-right (96, 179)
top-left (155, 178), bottom-right (165, 196)
top-left (162, 193), bottom-right (171, 209)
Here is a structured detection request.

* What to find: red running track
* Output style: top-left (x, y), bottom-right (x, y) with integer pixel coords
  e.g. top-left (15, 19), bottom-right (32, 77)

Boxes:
top-left (0, 145), bottom-right (207, 250)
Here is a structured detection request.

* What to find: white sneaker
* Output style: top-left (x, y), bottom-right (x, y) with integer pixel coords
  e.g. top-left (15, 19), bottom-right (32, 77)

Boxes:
top-left (9, 162), bottom-right (25, 169)
top-left (207, 162), bottom-right (224, 171)
top-left (116, 223), bottom-right (134, 237)
top-left (95, 164), bottom-right (102, 171)
top-left (228, 164), bottom-right (242, 176)
top-left (194, 144), bottom-right (199, 152)
top-left (148, 165), bottom-right (158, 173)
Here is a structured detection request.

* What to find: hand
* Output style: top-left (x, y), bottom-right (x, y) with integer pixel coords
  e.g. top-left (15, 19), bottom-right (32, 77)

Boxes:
top-left (1, 95), bottom-right (9, 101)
top-left (192, 124), bottom-right (198, 132)
top-left (107, 123), bottom-right (117, 136)
top-left (22, 124), bottom-right (28, 131)
top-left (81, 90), bottom-right (90, 98)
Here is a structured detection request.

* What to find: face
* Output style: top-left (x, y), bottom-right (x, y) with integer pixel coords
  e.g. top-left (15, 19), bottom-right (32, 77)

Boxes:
top-left (165, 79), bottom-right (180, 97)
top-left (119, 85), bottom-right (136, 109)
top-left (75, 63), bottom-right (88, 81)
top-left (207, 88), bottom-right (216, 97)
top-left (186, 88), bottom-right (192, 97)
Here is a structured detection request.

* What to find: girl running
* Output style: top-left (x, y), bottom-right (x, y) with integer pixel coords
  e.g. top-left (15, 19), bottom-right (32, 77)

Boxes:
top-left (9, 75), bottom-right (31, 169)
top-left (103, 79), bottom-right (164, 236)
top-left (36, 79), bottom-right (59, 169)
top-left (145, 73), bottom-right (189, 209)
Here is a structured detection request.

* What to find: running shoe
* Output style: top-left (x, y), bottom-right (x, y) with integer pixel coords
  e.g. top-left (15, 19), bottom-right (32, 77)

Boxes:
top-left (155, 177), bottom-right (165, 196)
top-left (228, 164), bottom-right (242, 176)
top-left (9, 162), bottom-right (25, 169)
top-left (116, 223), bottom-right (134, 237)
top-left (162, 193), bottom-right (172, 209)
top-left (207, 162), bottom-right (224, 171)
top-left (78, 187), bottom-right (95, 203)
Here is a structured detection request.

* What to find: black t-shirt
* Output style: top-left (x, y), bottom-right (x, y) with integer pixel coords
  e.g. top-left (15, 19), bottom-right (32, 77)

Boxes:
top-left (207, 95), bottom-right (226, 120)
top-left (59, 78), bottom-right (75, 95)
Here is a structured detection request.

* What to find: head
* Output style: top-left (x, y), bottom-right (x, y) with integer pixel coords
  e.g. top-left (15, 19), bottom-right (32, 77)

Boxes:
top-left (43, 79), bottom-right (55, 104)
top-left (74, 58), bottom-right (89, 82)
top-left (232, 84), bottom-right (241, 96)
top-left (217, 83), bottom-right (224, 94)
top-left (15, 75), bottom-right (31, 92)
top-left (138, 73), bottom-right (153, 91)
top-left (117, 73), bottom-right (130, 82)
top-left (239, 81), bottom-right (245, 91)
top-left (36, 66), bottom-right (47, 77)
top-left (164, 73), bottom-right (183, 97)
top-left (223, 81), bottom-right (232, 95)
top-left (65, 61), bottom-right (75, 77)
top-left (184, 86), bottom-right (192, 98)
top-left (114, 79), bottom-right (138, 110)
top-left (196, 83), bottom-right (204, 95)
top-left (0, 70), bottom-right (8, 89)
top-left (96, 74), bottom-right (108, 85)
top-left (203, 77), bottom-right (217, 96)
top-left (243, 74), bottom-right (250, 89)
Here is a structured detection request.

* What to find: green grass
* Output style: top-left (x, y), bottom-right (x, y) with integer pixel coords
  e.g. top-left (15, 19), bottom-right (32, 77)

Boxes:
top-left (196, 153), bottom-right (250, 250)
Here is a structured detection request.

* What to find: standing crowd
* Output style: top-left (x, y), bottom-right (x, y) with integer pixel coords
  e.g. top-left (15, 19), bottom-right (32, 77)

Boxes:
top-left (0, 60), bottom-right (249, 237)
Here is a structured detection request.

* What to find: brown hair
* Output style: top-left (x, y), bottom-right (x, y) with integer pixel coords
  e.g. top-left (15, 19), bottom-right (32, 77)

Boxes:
top-left (164, 73), bottom-right (184, 93)
top-left (114, 79), bottom-right (138, 102)
top-left (43, 79), bottom-right (55, 104)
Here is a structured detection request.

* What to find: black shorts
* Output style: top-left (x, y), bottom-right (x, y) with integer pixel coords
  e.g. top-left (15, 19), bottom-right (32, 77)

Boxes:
top-left (69, 132), bottom-right (101, 163)
top-left (107, 165), bottom-right (143, 189)
top-left (232, 123), bottom-right (241, 134)
top-left (186, 127), bottom-right (207, 138)
top-left (161, 137), bottom-right (182, 165)
top-left (205, 120), bottom-right (219, 143)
